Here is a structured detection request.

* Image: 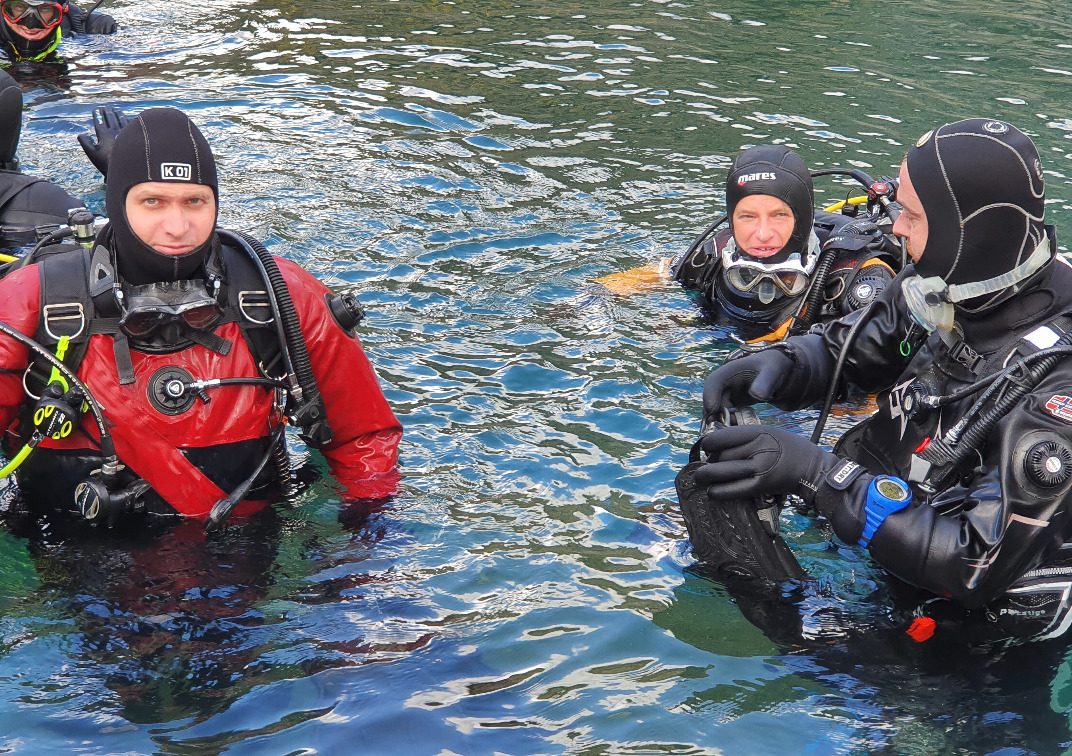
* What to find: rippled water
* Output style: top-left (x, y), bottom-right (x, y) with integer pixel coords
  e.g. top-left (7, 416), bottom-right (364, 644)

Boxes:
top-left (2, 1), bottom-right (1072, 752)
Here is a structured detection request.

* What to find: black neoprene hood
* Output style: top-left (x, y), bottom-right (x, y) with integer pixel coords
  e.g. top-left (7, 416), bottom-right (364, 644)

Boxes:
top-left (904, 118), bottom-right (1047, 286)
top-left (105, 107), bottom-right (219, 285)
top-left (725, 145), bottom-right (814, 263)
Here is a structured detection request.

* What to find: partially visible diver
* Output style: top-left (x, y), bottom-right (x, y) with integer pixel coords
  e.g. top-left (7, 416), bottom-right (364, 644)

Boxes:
top-left (0, 107), bottom-right (401, 528)
top-left (671, 145), bottom-right (901, 342)
top-left (0, 67), bottom-right (86, 251)
top-left (0, 0), bottom-right (115, 63)
top-left (596, 145), bottom-right (901, 343)
top-left (686, 118), bottom-right (1072, 649)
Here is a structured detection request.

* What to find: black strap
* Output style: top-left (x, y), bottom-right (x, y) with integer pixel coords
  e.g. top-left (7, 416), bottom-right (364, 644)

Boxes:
top-left (112, 332), bottom-right (135, 385)
top-left (25, 248), bottom-right (96, 395)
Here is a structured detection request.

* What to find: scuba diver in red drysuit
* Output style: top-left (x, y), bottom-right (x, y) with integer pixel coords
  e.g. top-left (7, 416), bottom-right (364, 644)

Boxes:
top-left (671, 145), bottom-right (901, 343)
top-left (687, 118), bottom-right (1072, 648)
top-left (0, 0), bottom-right (115, 63)
top-left (0, 107), bottom-right (401, 524)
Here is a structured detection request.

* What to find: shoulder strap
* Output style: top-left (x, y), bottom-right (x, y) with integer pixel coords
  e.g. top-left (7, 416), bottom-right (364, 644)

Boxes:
top-left (27, 247), bottom-right (94, 391)
top-left (219, 241), bottom-right (284, 378)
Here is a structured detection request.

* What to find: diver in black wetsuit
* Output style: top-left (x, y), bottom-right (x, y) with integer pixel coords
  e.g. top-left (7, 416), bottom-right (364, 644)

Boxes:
top-left (671, 145), bottom-right (900, 342)
top-left (690, 118), bottom-right (1072, 648)
top-left (0, 0), bottom-right (115, 63)
top-left (0, 67), bottom-right (83, 249)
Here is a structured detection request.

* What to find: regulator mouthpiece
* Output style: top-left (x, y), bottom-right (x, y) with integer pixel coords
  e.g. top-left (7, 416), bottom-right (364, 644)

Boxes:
top-left (902, 237), bottom-right (1051, 333)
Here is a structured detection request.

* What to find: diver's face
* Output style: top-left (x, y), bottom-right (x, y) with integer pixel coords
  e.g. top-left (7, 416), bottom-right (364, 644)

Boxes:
top-left (731, 195), bottom-right (794, 258)
top-left (125, 182), bottom-right (216, 256)
top-left (2, 0), bottom-right (63, 41)
top-left (892, 160), bottom-right (929, 264)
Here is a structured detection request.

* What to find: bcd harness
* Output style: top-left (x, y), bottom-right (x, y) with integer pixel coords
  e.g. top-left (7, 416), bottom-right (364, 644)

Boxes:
top-left (837, 313), bottom-right (1072, 499)
top-left (17, 230), bottom-right (327, 517)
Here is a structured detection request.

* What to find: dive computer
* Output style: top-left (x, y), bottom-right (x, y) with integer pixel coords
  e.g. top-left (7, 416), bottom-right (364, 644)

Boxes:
top-left (858, 475), bottom-right (913, 547)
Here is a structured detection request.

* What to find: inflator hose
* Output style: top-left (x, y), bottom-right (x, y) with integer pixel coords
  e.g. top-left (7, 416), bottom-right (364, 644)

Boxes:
top-left (945, 330), bottom-right (1072, 462)
top-left (789, 248), bottom-right (836, 336)
top-left (0, 318), bottom-right (113, 461)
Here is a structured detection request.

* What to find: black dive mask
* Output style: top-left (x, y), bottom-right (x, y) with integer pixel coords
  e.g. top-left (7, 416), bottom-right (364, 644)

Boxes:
top-left (118, 279), bottom-right (222, 339)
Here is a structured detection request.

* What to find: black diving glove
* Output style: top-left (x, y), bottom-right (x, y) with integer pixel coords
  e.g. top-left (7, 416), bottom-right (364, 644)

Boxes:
top-left (702, 347), bottom-right (794, 421)
top-left (77, 106), bottom-right (129, 178)
top-left (694, 425), bottom-right (838, 507)
top-left (821, 219), bottom-right (883, 254)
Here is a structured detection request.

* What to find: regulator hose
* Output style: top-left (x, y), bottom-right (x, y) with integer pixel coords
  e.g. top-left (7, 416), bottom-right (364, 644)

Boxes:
top-left (789, 247), bottom-right (836, 336)
top-left (219, 229), bottom-right (333, 445)
top-left (809, 308), bottom-right (872, 445)
top-left (0, 318), bottom-right (113, 462)
top-left (925, 331), bottom-right (1072, 476)
top-left (205, 424), bottom-right (286, 532)
top-left (927, 346), bottom-right (1072, 409)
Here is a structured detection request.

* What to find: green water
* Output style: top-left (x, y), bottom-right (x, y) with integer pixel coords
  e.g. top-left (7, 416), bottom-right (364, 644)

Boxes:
top-left (0, 0), bottom-right (1070, 752)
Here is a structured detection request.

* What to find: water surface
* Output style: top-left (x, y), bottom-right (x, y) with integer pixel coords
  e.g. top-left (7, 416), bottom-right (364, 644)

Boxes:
top-left (2, 1), bottom-right (1072, 752)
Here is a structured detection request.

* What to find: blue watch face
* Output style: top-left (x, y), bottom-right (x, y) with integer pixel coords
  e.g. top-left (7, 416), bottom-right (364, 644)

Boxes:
top-left (875, 477), bottom-right (910, 502)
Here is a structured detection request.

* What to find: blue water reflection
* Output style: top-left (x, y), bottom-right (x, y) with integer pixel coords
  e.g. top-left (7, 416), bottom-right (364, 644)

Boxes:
top-left (0, 0), bottom-right (1071, 752)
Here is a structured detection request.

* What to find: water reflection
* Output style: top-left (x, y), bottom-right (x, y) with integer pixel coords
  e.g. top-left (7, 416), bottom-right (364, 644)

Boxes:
top-left (0, 0), bottom-right (1070, 751)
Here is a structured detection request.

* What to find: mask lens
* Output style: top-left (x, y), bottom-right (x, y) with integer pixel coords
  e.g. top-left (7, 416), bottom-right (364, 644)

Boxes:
top-left (120, 310), bottom-right (168, 338)
top-left (180, 303), bottom-right (222, 331)
top-left (36, 2), bottom-right (60, 24)
top-left (775, 270), bottom-right (809, 296)
top-left (1, 0), bottom-right (29, 22)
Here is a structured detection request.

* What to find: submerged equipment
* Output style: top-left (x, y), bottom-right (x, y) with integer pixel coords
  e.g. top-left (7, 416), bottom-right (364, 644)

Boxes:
top-left (677, 406), bottom-right (805, 585)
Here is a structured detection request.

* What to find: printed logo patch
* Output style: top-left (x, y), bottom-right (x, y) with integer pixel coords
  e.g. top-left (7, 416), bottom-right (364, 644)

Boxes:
top-left (737, 171), bottom-right (776, 185)
top-left (983, 120), bottom-right (1009, 134)
top-left (915, 129), bottom-right (933, 148)
top-left (161, 162), bottom-right (192, 181)
top-left (1045, 395), bottom-right (1072, 423)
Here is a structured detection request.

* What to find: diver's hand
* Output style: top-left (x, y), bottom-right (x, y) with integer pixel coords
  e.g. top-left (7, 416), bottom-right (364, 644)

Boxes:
top-left (821, 219), bottom-right (883, 254)
top-left (702, 347), bottom-right (793, 419)
top-left (695, 425), bottom-right (836, 505)
top-left (77, 106), bottom-right (129, 178)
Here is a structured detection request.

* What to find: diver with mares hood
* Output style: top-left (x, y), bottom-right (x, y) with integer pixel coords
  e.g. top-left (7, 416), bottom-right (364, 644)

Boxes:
top-left (680, 118), bottom-right (1072, 648)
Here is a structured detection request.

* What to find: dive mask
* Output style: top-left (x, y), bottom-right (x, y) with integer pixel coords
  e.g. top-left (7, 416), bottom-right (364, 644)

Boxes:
top-left (1, 0), bottom-right (63, 30)
top-left (119, 279), bottom-right (223, 339)
top-left (902, 237), bottom-right (1051, 334)
top-left (720, 233), bottom-right (820, 305)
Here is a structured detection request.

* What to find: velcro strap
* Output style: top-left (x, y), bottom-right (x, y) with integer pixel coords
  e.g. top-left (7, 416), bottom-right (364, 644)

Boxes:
top-left (824, 459), bottom-right (865, 491)
top-left (186, 329), bottom-right (232, 356)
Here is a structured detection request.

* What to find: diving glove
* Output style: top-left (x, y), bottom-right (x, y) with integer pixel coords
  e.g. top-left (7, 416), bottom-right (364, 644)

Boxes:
top-left (78, 106), bottom-right (129, 178)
